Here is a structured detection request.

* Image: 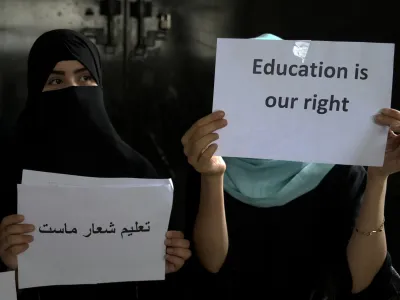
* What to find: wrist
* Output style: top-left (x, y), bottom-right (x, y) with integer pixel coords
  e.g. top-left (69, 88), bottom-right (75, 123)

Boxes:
top-left (367, 168), bottom-right (389, 182)
top-left (201, 173), bottom-right (224, 183)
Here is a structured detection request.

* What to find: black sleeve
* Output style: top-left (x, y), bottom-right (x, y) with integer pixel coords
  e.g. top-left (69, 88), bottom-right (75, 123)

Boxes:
top-left (182, 167), bottom-right (201, 242)
top-left (0, 135), bottom-right (19, 272)
top-left (0, 133), bottom-right (19, 221)
top-left (352, 253), bottom-right (400, 300)
top-left (328, 166), bottom-right (398, 299)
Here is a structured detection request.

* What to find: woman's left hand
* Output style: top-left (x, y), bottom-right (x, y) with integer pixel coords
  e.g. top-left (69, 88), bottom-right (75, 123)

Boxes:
top-left (371, 108), bottom-right (400, 177)
top-left (164, 231), bottom-right (191, 274)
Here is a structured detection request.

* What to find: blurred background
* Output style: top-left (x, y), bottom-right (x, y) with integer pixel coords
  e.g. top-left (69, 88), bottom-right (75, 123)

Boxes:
top-left (0, 0), bottom-right (399, 268)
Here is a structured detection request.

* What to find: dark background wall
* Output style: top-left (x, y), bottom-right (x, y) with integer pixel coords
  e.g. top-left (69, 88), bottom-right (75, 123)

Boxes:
top-left (0, 0), bottom-right (399, 268)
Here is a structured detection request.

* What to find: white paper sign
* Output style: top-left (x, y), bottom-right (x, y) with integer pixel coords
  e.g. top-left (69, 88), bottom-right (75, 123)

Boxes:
top-left (17, 175), bottom-right (173, 289)
top-left (22, 170), bottom-right (174, 189)
top-left (213, 38), bottom-right (394, 166)
top-left (0, 271), bottom-right (17, 300)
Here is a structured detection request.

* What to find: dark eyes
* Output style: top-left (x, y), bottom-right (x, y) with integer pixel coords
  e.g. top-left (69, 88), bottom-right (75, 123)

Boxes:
top-left (47, 75), bottom-right (94, 85)
top-left (79, 75), bottom-right (94, 82)
top-left (48, 78), bottom-right (63, 85)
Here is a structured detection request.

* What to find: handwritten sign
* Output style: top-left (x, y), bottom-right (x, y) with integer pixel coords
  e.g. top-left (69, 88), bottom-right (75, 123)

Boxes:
top-left (0, 271), bottom-right (17, 300)
top-left (17, 172), bottom-right (173, 289)
top-left (213, 38), bottom-right (394, 166)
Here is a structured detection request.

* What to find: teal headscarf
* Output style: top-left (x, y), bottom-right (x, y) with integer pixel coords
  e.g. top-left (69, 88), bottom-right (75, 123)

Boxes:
top-left (223, 33), bottom-right (334, 208)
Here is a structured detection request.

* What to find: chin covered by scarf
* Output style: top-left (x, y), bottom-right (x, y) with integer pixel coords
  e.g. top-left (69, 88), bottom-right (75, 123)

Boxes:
top-left (223, 34), bottom-right (334, 208)
top-left (16, 29), bottom-right (157, 179)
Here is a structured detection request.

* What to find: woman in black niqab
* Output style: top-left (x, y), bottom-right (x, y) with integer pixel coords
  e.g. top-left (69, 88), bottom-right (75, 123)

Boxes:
top-left (17, 29), bottom-right (157, 179)
top-left (0, 30), bottom-right (191, 300)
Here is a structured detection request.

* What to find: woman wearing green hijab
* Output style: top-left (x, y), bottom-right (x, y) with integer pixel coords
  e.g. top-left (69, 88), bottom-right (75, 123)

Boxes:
top-left (182, 34), bottom-right (400, 299)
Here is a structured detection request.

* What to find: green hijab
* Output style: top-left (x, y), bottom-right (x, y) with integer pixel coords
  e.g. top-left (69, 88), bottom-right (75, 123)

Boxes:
top-left (223, 34), bottom-right (334, 208)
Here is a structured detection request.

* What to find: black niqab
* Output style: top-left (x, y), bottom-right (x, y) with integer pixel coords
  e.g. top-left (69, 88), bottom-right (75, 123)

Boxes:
top-left (17, 29), bottom-right (157, 178)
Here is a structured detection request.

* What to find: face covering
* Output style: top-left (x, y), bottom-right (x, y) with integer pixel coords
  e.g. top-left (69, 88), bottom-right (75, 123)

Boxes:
top-left (223, 34), bottom-right (334, 208)
top-left (16, 29), bottom-right (157, 179)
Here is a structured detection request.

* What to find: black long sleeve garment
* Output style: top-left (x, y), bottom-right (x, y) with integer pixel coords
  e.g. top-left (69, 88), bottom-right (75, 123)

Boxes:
top-left (183, 165), bottom-right (399, 300)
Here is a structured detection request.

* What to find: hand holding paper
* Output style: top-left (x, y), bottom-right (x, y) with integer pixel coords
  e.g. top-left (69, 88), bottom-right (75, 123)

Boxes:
top-left (165, 231), bottom-right (191, 273)
top-left (181, 111), bottom-right (227, 176)
top-left (370, 108), bottom-right (400, 177)
top-left (0, 214), bottom-right (35, 270)
top-left (17, 171), bottom-right (175, 289)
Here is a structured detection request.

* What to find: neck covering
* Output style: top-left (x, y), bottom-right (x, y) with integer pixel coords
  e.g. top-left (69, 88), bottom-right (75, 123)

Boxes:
top-left (16, 29), bottom-right (157, 179)
top-left (223, 33), bottom-right (334, 208)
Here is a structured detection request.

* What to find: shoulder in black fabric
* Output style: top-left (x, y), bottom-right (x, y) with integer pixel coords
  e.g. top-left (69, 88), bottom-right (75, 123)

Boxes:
top-left (16, 29), bottom-right (157, 179)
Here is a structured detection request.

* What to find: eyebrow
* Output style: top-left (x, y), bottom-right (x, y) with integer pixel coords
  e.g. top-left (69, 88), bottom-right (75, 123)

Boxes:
top-left (74, 68), bottom-right (88, 74)
top-left (50, 68), bottom-right (89, 75)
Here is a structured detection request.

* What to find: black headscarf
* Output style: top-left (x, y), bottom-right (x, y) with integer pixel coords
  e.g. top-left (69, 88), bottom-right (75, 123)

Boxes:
top-left (16, 29), bottom-right (157, 179)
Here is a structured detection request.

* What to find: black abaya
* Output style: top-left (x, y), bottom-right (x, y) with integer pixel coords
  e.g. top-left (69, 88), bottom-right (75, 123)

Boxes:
top-left (0, 29), bottom-right (166, 300)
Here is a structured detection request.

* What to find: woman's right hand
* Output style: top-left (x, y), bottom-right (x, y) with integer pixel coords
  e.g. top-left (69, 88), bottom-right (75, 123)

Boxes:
top-left (182, 111), bottom-right (228, 176)
top-left (0, 215), bottom-right (34, 270)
